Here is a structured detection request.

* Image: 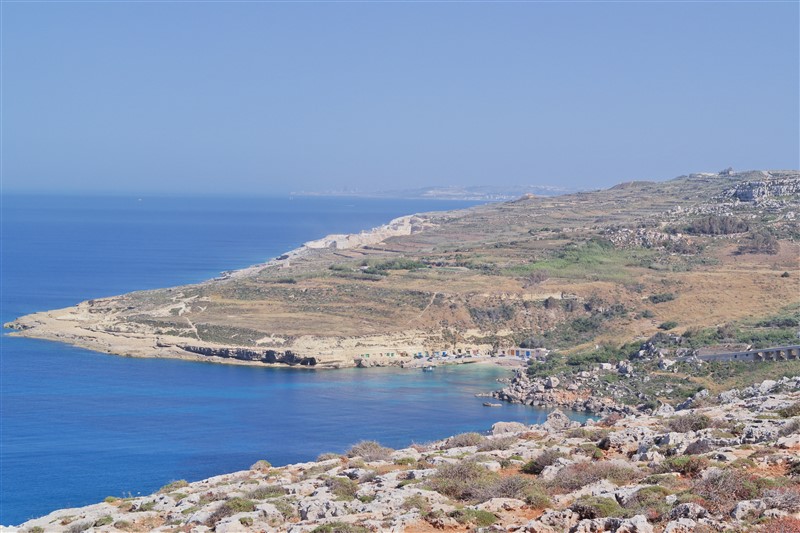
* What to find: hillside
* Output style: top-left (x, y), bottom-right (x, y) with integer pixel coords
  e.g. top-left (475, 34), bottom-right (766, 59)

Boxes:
top-left (5, 170), bottom-right (799, 370)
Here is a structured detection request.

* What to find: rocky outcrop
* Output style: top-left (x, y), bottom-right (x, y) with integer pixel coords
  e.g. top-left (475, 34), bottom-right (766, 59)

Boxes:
top-left (9, 384), bottom-right (800, 532)
top-left (724, 175), bottom-right (800, 202)
top-left (177, 345), bottom-right (318, 366)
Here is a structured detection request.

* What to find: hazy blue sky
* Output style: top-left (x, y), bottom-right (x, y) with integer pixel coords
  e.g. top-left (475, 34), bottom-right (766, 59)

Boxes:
top-left (3, 1), bottom-right (798, 195)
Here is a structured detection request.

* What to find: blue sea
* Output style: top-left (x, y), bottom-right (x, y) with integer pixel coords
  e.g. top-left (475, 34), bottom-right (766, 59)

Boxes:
top-left (1, 195), bottom-right (570, 525)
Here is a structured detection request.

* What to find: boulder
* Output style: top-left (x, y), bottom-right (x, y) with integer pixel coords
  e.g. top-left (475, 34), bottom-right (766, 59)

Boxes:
top-left (730, 499), bottom-right (766, 520)
top-left (669, 503), bottom-right (708, 520)
top-left (545, 376), bottom-right (560, 389)
top-left (474, 498), bottom-right (526, 512)
top-left (543, 410), bottom-right (573, 432)
top-left (492, 421), bottom-right (528, 435)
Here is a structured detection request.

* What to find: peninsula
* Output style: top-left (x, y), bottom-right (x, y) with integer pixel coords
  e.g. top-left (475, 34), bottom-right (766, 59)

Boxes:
top-left (6, 170), bottom-right (798, 375)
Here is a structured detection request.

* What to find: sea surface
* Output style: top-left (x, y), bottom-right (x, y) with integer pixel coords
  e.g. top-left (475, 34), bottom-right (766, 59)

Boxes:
top-left (1, 195), bottom-right (577, 525)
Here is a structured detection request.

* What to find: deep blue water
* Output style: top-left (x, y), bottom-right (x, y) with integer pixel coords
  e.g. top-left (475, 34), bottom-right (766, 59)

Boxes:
top-left (1, 195), bottom-right (566, 525)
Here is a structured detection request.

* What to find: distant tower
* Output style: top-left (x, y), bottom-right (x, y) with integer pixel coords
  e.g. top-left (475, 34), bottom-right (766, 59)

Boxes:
top-left (719, 167), bottom-right (734, 176)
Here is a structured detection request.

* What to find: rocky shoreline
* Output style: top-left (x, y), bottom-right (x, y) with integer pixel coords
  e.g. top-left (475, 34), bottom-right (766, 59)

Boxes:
top-left (5, 378), bottom-right (799, 532)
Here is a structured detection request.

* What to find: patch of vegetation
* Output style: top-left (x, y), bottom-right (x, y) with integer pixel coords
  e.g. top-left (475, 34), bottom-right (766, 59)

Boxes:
top-left (250, 459), bottom-right (272, 472)
top-left (427, 460), bottom-right (498, 501)
top-left (737, 229), bottom-right (779, 255)
top-left (549, 461), bottom-right (641, 493)
top-left (159, 479), bottom-right (188, 493)
top-left (659, 321), bottom-right (678, 330)
top-left (248, 485), bottom-right (286, 499)
top-left (521, 449), bottom-right (565, 475)
top-left (649, 293), bottom-right (676, 304)
top-left (570, 496), bottom-right (626, 519)
top-left (326, 477), bottom-right (359, 500)
top-left (660, 455), bottom-right (708, 477)
top-left (679, 215), bottom-right (750, 235)
top-left (477, 435), bottom-right (517, 451)
top-left (444, 432), bottom-right (485, 449)
top-left (692, 468), bottom-right (759, 513)
top-left (206, 497), bottom-right (256, 526)
top-left (667, 413), bottom-right (712, 433)
top-left (448, 509), bottom-right (497, 527)
top-left (346, 440), bottom-right (393, 462)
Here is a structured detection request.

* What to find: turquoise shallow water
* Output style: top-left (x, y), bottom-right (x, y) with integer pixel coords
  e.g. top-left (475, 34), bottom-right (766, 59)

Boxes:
top-left (1, 195), bottom-right (573, 525)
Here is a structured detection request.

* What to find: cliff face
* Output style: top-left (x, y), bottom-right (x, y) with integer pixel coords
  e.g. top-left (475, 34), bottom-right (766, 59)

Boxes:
top-left (724, 172), bottom-right (800, 202)
top-left (11, 379), bottom-right (800, 532)
top-left (4, 170), bottom-right (799, 368)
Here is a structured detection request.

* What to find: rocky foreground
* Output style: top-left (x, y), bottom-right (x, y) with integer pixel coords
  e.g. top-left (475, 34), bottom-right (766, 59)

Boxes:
top-left (6, 379), bottom-right (800, 533)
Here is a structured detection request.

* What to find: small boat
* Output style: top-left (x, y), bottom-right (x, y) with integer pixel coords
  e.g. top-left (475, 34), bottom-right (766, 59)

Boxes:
top-left (483, 402), bottom-right (503, 407)
top-left (422, 365), bottom-right (435, 372)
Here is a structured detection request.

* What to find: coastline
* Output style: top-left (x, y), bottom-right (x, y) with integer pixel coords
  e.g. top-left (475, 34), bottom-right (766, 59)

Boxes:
top-left (6, 378), bottom-right (799, 532)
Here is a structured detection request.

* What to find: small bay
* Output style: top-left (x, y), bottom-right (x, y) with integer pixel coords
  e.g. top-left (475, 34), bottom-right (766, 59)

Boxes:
top-left (1, 195), bottom-right (568, 525)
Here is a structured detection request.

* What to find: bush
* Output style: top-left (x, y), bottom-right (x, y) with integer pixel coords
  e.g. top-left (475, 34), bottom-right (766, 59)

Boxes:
top-left (738, 229), bottom-right (779, 255)
top-left (550, 461), bottom-right (641, 493)
top-left (570, 496), bottom-right (625, 519)
top-left (248, 485), bottom-right (286, 499)
top-left (478, 475), bottom-right (533, 501)
top-left (448, 509), bottom-right (497, 527)
top-left (661, 455), bottom-right (708, 477)
top-left (659, 321), bottom-right (678, 331)
top-left (317, 452), bottom-right (342, 462)
top-left (692, 468), bottom-right (759, 512)
top-left (667, 413), bottom-right (712, 433)
top-left (159, 479), bottom-right (189, 492)
top-left (250, 459), bottom-right (272, 472)
top-left (326, 477), bottom-right (359, 500)
top-left (401, 493), bottom-right (431, 514)
top-left (764, 488), bottom-right (800, 512)
top-left (684, 440), bottom-right (712, 455)
top-left (427, 460), bottom-right (498, 501)
top-left (779, 402), bottom-right (800, 418)
top-left (444, 432), bottom-right (485, 449)
top-left (477, 435), bottom-right (516, 451)
top-left (346, 441), bottom-right (393, 462)
top-left (649, 293), bottom-right (676, 304)
top-left (780, 419), bottom-right (800, 437)
top-left (206, 498), bottom-right (256, 526)
top-left (521, 449), bottom-right (564, 475)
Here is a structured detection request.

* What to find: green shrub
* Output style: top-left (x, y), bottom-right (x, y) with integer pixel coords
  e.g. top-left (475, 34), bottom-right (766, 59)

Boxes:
top-left (649, 293), bottom-right (675, 304)
top-left (28, 528), bottom-right (44, 533)
top-left (206, 498), bottom-right (256, 526)
top-left (317, 452), bottom-right (343, 462)
top-left (346, 441), bottom-right (393, 462)
top-left (427, 460), bottom-right (498, 501)
top-left (444, 432), bottom-right (485, 449)
top-left (402, 494), bottom-right (431, 513)
top-left (159, 479), bottom-right (189, 492)
top-left (550, 461), bottom-right (641, 493)
top-left (570, 496), bottom-right (625, 519)
top-left (326, 477), bottom-right (359, 500)
top-left (310, 522), bottom-right (369, 533)
top-left (248, 485), bottom-right (286, 499)
top-left (92, 516), bottom-right (114, 527)
top-left (667, 413), bottom-right (712, 433)
top-left (520, 449), bottom-right (564, 475)
top-left (661, 456), bottom-right (708, 477)
top-left (239, 517), bottom-right (254, 526)
top-left (394, 457), bottom-right (417, 466)
top-left (448, 509), bottom-right (497, 527)
top-left (658, 321), bottom-right (678, 331)
top-left (250, 459), bottom-right (272, 472)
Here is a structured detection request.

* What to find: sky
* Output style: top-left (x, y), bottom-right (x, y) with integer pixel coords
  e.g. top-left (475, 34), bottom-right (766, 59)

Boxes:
top-left (2, 1), bottom-right (799, 195)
